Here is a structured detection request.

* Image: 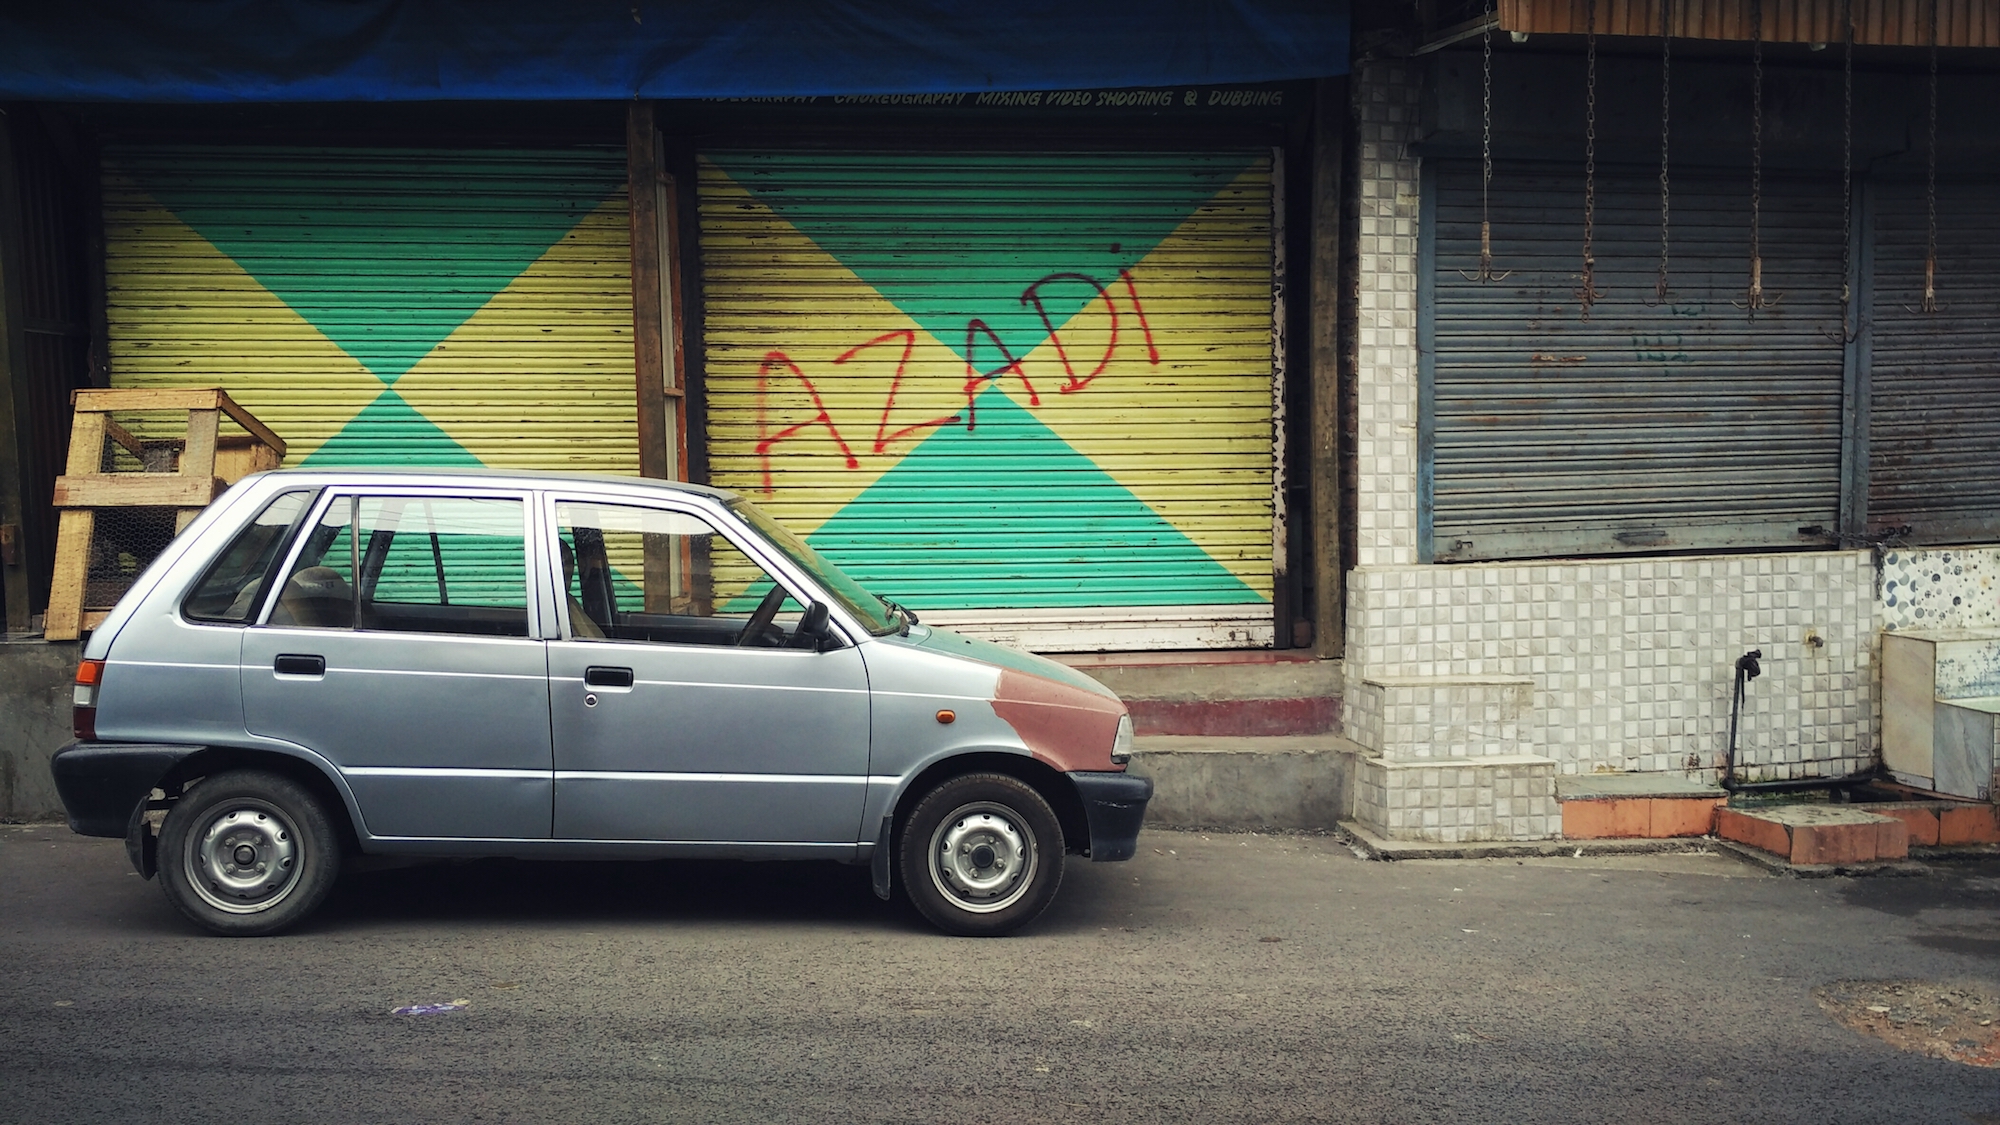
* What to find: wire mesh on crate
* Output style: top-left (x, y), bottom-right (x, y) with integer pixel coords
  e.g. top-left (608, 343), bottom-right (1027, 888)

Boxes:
top-left (44, 388), bottom-right (286, 641)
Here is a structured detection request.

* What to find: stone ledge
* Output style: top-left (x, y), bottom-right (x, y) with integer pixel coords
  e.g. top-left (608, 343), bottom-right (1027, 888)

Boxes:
top-left (1360, 674), bottom-right (1536, 688)
top-left (1338, 819), bottom-right (1716, 861)
top-left (1126, 696), bottom-right (1341, 738)
top-left (1557, 774), bottom-right (1726, 801)
top-left (1368, 753), bottom-right (1554, 770)
top-left (1132, 734), bottom-right (1371, 756)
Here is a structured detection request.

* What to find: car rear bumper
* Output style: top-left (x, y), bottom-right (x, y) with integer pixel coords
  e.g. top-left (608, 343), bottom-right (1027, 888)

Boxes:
top-left (1069, 770), bottom-right (1153, 861)
top-left (49, 741), bottom-right (200, 838)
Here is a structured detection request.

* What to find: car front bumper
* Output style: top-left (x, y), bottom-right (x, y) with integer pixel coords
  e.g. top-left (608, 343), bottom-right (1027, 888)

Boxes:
top-left (1069, 770), bottom-right (1153, 861)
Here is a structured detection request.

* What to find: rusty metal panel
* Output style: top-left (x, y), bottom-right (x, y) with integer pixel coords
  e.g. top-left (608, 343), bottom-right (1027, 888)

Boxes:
top-left (1427, 159), bottom-right (1846, 561)
top-left (1497, 0), bottom-right (1999, 46)
top-left (1867, 178), bottom-right (2000, 543)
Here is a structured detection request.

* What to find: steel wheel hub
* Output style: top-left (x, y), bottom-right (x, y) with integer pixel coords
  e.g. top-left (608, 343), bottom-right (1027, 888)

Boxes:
top-left (187, 803), bottom-right (302, 915)
top-left (928, 802), bottom-right (1036, 914)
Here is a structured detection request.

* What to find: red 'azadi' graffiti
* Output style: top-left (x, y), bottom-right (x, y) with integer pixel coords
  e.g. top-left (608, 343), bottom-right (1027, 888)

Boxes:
top-left (752, 269), bottom-right (1159, 493)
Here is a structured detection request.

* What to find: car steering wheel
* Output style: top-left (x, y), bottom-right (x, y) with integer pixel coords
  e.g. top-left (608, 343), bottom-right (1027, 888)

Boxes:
top-left (736, 585), bottom-right (789, 647)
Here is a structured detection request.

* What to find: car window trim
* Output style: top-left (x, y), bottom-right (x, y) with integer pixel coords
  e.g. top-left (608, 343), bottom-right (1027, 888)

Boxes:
top-left (177, 485), bottom-right (322, 628)
top-left (539, 492), bottom-right (845, 649)
top-left (255, 486), bottom-right (545, 637)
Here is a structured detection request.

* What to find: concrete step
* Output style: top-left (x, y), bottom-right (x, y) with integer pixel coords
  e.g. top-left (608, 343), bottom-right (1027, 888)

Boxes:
top-left (1557, 773), bottom-right (1726, 840)
top-left (1126, 733), bottom-right (1367, 832)
top-left (1060, 653), bottom-right (1343, 738)
top-left (1716, 805), bottom-right (1911, 866)
top-left (1852, 799), bottom-right (2000, 847)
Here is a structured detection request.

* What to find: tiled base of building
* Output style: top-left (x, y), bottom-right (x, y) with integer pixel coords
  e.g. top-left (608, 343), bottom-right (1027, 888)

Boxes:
top-left (1344, 552), bottom-right (1877, 781)
top-left (1353, 754), bottom-right (1557, 842)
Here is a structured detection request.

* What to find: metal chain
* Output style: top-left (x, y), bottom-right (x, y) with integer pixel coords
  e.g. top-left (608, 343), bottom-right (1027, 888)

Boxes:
top-left (1461, 0), bottom-right (1511, 282)
top-left (1656, 0), bottom-right (1672, 302)
top-left (1578, 0), bottom-right (1604, 319)
top-left (1838, 0), bottom-right (1856, 341)
top-left (1742, 0), bottom-right (1771, 314)
top-left (1922, 0), bottom-right (1941, 312)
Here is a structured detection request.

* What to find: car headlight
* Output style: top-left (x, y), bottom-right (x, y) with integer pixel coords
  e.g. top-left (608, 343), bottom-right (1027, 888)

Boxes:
top-left (1110, 713), bottom-right (1133, 765)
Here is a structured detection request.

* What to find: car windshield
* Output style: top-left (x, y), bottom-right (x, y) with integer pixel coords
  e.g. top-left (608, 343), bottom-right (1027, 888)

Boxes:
top-left (726, 498), bottom-right (902, 636)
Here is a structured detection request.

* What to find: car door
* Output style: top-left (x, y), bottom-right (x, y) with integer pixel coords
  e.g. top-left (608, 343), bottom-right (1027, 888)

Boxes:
top-left (543, 495), bottom-right (871, 848)
top-left (241, 488), bottom-right (554, 840)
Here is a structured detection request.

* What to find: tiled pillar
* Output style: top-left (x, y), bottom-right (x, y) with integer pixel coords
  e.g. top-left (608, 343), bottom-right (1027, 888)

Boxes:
top-left (1351, 60), bottom-right (1424, 573)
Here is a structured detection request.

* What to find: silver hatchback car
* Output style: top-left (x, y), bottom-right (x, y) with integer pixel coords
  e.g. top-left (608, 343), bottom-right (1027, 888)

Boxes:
top-left (50, 469), bottom-right (1151, 937)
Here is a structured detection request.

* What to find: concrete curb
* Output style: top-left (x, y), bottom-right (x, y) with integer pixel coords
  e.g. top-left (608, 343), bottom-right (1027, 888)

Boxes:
top-left (1335, 820), bottom-right (1719, 861)
top-left (1132, 736), bottom-right (1365, 832)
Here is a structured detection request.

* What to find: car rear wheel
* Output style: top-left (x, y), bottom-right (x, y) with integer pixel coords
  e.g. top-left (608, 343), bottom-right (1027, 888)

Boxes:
top-left (899, 772), bottom-right (1064, 937)
top-left (158, 770), bottom-right (341, 936)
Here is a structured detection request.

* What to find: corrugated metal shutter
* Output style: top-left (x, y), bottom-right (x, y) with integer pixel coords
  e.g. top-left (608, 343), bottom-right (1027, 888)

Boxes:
top-left (1867, 177), bottom-right (2000, 543)
top-left (103, 146), bottom-right (637, 473)
top-left (1429, 158), bottom-right (1847, 561)
top-left (697, 150), bottom-right (1276, 651)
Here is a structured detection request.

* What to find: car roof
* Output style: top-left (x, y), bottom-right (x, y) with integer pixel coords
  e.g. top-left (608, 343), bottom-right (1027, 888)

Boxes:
top-left (240, 466), bottom-right (741, 502)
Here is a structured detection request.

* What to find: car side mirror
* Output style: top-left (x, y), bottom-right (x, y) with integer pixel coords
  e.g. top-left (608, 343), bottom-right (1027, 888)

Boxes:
top-left (793, 601), bottom-right (837, 651)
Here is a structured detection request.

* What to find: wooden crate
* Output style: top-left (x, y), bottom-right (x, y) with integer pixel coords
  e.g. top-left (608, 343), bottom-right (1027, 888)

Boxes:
top-left (45, 388), bottom-right (285, 640)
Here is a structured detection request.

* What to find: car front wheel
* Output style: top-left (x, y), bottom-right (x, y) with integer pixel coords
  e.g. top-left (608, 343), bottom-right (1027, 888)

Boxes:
top-left (157, 770), bottom-right (342, 936)
top-left (899, 772), bottom-right (1064, 937)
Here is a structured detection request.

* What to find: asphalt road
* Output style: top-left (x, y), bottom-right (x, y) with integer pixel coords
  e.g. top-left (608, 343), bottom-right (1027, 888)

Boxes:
top-left (4, 824), bottom-right (1999, 1124)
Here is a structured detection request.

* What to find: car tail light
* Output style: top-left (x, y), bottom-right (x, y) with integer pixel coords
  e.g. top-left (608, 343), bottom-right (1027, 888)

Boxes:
top-left (72, 659), bottom-right (104, 741)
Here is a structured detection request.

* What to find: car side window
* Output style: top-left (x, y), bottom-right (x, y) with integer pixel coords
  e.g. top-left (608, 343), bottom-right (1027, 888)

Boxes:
top-left (267, 495), bottom-right (529, 637)
top-left (553, 500), bottom-right (811, 648)
top-left (182, 490), bottom-right (315, 624)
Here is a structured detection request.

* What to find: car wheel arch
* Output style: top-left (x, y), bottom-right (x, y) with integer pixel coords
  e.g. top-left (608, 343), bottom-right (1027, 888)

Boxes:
top-left (889, 751), bottom-right (1089, 859)
top-left (157, 746), bottom-right (362, 855)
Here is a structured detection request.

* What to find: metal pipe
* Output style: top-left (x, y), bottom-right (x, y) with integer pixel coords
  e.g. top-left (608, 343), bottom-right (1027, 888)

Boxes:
top-left (1719, 646), bottom-right (1877, 793)
top-left (1722, 648), bottom-right (1761, 786)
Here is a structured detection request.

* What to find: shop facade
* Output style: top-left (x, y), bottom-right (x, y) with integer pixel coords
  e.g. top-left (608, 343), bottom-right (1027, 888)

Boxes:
top-left (57, 89), bottom-right (1329, 655)
top-left (1341, 3), bottom-right (2000, 841)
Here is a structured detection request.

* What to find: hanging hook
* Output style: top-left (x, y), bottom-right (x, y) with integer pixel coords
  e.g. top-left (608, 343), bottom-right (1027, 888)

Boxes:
top-left (1458, 219), bottom-right (1514, 283)
top-left (1732, 254), bottom-right (1785, 314)
top-left (1905, 255), bottom-right (1945, 315)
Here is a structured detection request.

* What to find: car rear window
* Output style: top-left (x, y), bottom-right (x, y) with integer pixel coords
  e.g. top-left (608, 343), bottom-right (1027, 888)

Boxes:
top-left (182, 490), bottom-right (316, 624)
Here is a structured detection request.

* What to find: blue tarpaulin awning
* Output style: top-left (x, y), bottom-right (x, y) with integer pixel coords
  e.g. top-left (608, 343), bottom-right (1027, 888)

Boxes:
top-left (0, 1), bottom-right (1349, 102)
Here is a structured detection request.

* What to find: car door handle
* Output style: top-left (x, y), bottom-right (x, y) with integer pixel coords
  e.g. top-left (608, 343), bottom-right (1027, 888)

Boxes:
top-left (584, 665), bottom-right (634, 688)
top-left (273, 653), bottom-right (326, 677)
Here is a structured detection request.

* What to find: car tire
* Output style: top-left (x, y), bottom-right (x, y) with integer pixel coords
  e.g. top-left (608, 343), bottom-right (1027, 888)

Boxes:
top-left (898, 772), bottom-right (1064, 937)
top-left (157, 770), bottom-right (342, 937)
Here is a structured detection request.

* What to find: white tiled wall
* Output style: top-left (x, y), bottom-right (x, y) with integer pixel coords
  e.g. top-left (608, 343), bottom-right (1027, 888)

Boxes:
top-left (1344, 555), bottom-right (1878, 782)
top-left (1353, 59), bottom-right (1423, 570)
